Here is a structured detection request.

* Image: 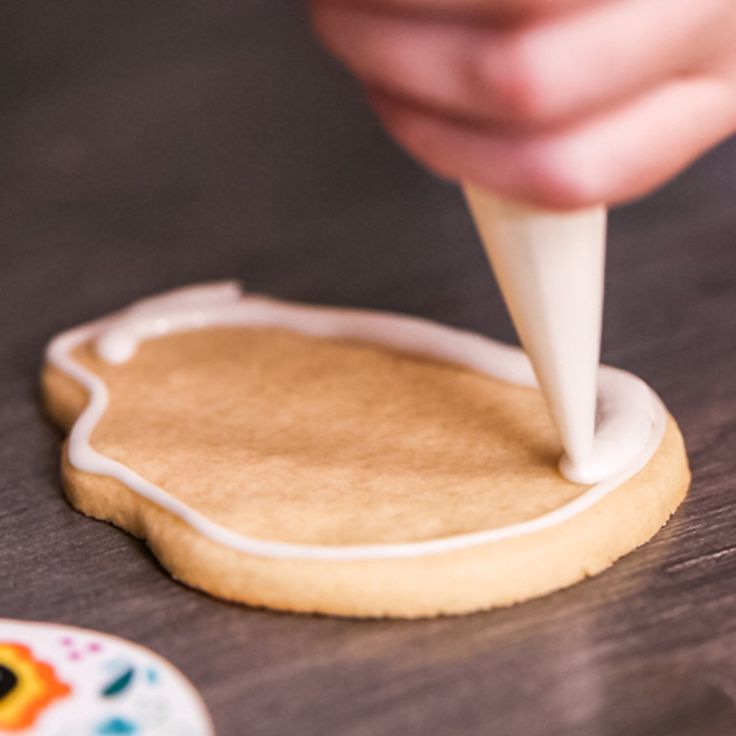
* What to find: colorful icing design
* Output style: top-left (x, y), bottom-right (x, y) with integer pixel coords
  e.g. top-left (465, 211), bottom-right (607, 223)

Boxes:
top-left (45, 282), bottom-right (665, 561)
top-left (0, 620), bottom-right (213, 735)
top-left (0, 643), bottom-right (70, 730)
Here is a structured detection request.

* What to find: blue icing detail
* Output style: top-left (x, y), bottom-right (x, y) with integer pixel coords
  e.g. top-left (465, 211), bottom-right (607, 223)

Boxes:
top-left (102, 667), bottom-right (135, 697)
top-left (104, 657), bottom-right (130, 673)
top-left (146, 667), bottom-right (159, 684)
top-left (96, 717), bottom-right (138, 734)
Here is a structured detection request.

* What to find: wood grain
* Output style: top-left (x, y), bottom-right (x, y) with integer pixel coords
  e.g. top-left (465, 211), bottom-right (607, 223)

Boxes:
top-left (1, 1), bottom-right (735, 734)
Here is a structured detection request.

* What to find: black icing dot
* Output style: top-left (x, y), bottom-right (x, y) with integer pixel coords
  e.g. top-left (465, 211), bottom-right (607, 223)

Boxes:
top-left (0, 665), bottom-right (18, 699)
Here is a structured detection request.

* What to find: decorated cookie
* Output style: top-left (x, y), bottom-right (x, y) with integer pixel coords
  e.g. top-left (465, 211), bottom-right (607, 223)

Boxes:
top-left (0, 620), bottom-right (212, 734)
top-left (42, 284), bottom-right (690, 618)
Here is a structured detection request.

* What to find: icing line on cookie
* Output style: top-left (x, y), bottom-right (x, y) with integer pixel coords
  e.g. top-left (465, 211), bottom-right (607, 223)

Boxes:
top-left (46, 283), bottom-right (666, 561)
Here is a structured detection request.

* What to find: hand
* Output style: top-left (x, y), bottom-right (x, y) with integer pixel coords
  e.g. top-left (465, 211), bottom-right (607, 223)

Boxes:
top-left (310, 0), bottom-right (736, 208)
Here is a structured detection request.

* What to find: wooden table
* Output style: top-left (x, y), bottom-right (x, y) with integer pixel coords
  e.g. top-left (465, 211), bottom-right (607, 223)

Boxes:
top-left (2, 2), bottom-right (735, 734)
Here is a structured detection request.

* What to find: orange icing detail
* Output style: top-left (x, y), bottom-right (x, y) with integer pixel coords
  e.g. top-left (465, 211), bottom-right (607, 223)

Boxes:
top-left (0, 643), bottom-right (71, 730)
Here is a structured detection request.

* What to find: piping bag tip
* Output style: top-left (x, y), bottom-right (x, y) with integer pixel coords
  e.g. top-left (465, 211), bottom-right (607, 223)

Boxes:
top-left (463, 184), bottom-right (607, 484)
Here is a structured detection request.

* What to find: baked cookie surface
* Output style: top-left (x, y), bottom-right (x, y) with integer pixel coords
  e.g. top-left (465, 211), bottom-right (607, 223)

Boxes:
top-left (42, 285), bottom-right (690, 618)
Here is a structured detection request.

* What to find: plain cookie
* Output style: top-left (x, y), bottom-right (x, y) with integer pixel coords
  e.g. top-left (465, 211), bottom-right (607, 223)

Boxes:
top-left (41, 288), bottom-right (690, 618)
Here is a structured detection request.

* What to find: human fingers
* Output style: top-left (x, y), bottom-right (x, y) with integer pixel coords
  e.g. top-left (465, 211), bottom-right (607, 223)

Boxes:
top-left (312, 0), bottom-right (734, 127)
top-left (317, 0), bottom-right (588, 21)
top-left (369, 74), bottom-right (736, 207)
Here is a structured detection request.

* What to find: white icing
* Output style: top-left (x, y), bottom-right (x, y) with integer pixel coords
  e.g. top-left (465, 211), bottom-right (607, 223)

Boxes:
top-left (46, 283), bottom-right (666, 561)
top-left (0, 619), bottom-right (213, 735)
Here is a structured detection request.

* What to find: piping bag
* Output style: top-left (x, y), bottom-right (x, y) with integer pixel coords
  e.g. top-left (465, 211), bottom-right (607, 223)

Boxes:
top-left (464, 186), bottom-right (607, 484)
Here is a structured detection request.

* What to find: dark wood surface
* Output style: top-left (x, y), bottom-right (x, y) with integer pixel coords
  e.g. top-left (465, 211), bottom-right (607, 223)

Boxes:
top-left (2, 3), bottom-right (736, 734)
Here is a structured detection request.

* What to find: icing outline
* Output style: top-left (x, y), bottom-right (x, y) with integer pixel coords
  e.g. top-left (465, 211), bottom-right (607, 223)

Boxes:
top-left (46, 283), bottom-right (666, 561)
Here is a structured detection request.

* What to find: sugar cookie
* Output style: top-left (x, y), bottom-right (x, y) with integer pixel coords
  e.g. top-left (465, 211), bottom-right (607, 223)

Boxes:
top-left (0, 619), bottom-right (212, 734)
top-left (42, 284), bottom-right (690, 618)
